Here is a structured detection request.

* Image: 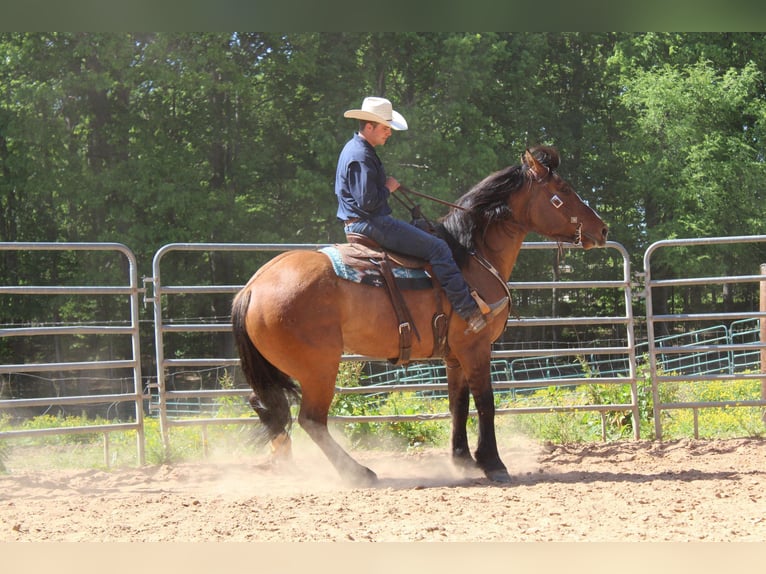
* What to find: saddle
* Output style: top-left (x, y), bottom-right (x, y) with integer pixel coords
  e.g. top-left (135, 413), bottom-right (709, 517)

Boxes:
top-left (328, 232), bottom-right (449, 365)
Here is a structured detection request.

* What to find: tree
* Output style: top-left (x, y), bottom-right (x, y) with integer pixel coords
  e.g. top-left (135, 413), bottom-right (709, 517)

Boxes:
top-left (4, 32), bottom-right (766, 355)
top-left (615, 35), bottom-right (766, 325)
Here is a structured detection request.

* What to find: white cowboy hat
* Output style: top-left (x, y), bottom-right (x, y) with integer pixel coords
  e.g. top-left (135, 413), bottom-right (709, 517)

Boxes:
top-left (344, 96), bottom-right (408, 130)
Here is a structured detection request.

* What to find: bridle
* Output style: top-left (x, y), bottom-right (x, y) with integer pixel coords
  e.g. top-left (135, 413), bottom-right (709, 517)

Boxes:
top-left (548, 191), bottom-right (584, 248)
top-left (525, 166), bottom-right (584, 249)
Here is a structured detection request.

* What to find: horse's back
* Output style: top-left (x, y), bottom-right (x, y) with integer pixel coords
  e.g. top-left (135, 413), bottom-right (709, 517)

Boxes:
top-left (238, 247), bottom-right (437, 361)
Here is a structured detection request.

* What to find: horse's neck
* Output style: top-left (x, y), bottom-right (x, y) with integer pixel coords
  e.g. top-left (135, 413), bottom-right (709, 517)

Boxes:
top-left (474, 224), bottom-right (526, 281)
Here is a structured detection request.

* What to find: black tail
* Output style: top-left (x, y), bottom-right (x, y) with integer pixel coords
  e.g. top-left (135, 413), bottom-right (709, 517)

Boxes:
top-left (231, 288), bottom-right (301, 444)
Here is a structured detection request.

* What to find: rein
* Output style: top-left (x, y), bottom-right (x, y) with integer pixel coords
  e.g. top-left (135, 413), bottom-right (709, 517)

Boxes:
top-left (397, 185), bottom-right (468, 212)
top-left (390, 185), bottom-right (464, 235)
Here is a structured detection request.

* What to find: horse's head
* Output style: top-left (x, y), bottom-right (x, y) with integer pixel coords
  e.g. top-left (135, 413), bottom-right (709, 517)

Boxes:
top-left (441, 147), bottom-right (608, 257)
top-left (518, 147), bottom-right (608, 249)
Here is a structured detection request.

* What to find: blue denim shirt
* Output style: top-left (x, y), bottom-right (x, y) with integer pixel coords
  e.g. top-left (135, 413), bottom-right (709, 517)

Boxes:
top-left (335, 133), bottom-right (393, 221)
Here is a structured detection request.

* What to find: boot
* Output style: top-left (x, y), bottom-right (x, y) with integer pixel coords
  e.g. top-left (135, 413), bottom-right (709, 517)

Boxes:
top-left (465, 296), bottom-right (509, 334)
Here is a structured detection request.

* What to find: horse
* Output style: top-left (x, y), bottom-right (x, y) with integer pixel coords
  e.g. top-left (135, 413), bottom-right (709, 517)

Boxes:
top-left (231, 145), bottom-right (608, 486)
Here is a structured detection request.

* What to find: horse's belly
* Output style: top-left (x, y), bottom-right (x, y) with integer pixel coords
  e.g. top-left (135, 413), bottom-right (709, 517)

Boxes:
top-left (337, 283), bottom-right (441, 360)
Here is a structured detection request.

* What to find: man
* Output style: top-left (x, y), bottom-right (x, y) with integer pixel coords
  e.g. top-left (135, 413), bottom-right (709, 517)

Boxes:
top-left (335, 96), bottom-right (507, 333)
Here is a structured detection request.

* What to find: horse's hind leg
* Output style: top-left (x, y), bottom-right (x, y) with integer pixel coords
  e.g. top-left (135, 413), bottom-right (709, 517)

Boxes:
top-left (300, 417), bottom-right (378, 487)
top-left (297, 367), bottom-right (378, 487)
top-left (269, 429), bottom-right (292, 461)
top-left (248, 393), bottom-right (293, 465)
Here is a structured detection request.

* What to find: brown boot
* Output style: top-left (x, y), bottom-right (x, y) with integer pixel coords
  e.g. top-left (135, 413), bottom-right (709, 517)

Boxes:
top-left (465, 297), bottom-right (509, 333)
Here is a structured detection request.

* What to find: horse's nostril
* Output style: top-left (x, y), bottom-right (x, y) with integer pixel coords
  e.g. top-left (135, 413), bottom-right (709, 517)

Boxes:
top-left (602, 227), bottom-right (609, 239)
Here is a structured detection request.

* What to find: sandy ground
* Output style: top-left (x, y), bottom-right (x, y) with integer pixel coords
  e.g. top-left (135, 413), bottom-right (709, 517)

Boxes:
top-left (1, 436), bottom-right (765, 543)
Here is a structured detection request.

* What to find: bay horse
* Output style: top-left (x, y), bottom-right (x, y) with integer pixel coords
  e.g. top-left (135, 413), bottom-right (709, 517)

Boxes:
top-left (231, 146), bottom-right (608, 486)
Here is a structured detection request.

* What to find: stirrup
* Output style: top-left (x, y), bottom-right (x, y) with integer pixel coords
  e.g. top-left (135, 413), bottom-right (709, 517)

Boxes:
top-left (484, 296), bottom-right (509, 319)
top-left (471, 290), bottom-right (509, 318)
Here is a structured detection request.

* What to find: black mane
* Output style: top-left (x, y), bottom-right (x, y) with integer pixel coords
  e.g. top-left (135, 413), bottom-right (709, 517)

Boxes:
top-left (436, 146), bottom-right (560, 265)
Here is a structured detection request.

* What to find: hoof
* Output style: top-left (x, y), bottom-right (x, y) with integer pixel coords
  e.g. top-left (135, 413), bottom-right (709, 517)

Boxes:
top-left (484, 467), bottom-right (513, 483)
top-left (451, 452), bottom-right (477, 471)
top-left (344, 466), bottom-right (378, 488)
top-left (269, 432), bottom-right (293, 462)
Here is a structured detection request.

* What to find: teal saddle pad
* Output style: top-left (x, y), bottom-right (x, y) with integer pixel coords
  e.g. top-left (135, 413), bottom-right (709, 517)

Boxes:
top-left (320, 246), bottom-right (433, 290)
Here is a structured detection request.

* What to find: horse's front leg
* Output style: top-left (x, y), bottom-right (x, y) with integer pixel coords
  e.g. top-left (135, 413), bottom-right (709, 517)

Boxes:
top-left (462, 355), bottom-right (512, 483)
top-left (445, 358), bottom-right (474, 470)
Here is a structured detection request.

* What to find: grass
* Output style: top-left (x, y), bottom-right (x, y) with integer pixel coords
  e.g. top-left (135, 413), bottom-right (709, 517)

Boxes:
top-left (0, 413), bottom-right (265, 473)
top-left (658, 376), bottom-right (766, 438)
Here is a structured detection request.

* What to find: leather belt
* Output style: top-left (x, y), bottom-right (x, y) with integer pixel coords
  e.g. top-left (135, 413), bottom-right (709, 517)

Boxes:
top-left (344, 217), bottom-right (362, 226)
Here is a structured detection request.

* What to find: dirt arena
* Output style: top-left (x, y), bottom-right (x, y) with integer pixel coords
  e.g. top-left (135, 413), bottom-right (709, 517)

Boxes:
top-left (2, 435), bottom-right (764, 543)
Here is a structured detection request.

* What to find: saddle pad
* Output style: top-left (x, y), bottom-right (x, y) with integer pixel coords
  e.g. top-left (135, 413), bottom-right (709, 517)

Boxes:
top-left (320, 246), bottom-right (433, 290)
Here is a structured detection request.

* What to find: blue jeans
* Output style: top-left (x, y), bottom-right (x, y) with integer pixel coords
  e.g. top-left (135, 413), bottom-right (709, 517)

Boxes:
top-left (345, 215), bottom-right (479, 319)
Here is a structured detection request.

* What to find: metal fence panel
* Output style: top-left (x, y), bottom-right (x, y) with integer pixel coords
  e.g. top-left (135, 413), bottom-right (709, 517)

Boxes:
top-left (0, 242), bottom-right (145, 465)
top-left (643, 235), bottom-right (766, 439)
top-left (8, 236), bottom-right (764, 461)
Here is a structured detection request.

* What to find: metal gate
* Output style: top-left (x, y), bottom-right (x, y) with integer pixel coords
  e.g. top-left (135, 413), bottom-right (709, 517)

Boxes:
top-left (0, 242), bottom-right (145, 465)
top-left (643, 235), bottom-right (766, 439)
top-left (147, 243), bottom-right (325, 452)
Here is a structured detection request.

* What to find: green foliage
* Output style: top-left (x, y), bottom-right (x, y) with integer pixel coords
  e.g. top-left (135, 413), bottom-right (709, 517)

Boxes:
top-left (0, 410), bottom-right (264, 471)
top-left (330, 362), bottom-right (449, 449)
top-left (4, 32), bottom-right (766, 365)
top-left (329, 363), bottom-right (381, 443)
top-left (504, 364), bottom-right (766, 444)
top-left (336, 358), bottom-right (751, 446)
top-left (659, 375), bottom-right (765, 439)
top-left (619, 54), bottom-right (766, 259)
top-left (583, 359), bottom-right (657, 439)
top-left (4, 33), bottom-right (766, 274)
top-left (213, 371), bottom-right (252, 419)
top-left (510, 386), bottom-right (597, 444)
top-left (16, 413), bottom-right (111, 444)
top-left (359, 392), bottom-right (449, 449)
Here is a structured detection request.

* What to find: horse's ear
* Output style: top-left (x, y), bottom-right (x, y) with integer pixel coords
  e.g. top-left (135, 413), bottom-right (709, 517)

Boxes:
top-left (523, 149), bottom-right (547, 180)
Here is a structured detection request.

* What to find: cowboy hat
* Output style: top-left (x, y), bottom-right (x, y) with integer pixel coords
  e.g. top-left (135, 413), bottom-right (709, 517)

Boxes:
top-left (344, 96), bottom-right (408, 130)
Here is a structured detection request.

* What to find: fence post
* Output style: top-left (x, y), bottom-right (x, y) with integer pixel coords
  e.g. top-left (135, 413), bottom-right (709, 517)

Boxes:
top-left (761, 264), bottom-right (766, 422)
